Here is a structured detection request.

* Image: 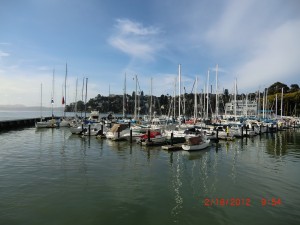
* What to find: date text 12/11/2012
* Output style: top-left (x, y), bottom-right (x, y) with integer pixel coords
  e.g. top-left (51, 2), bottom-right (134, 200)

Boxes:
top-left (204, 198), bottom-right (282, 207)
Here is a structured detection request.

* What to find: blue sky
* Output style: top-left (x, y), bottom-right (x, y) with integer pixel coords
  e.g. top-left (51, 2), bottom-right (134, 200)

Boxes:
top-left (1, 0), bottom-right (300, 107)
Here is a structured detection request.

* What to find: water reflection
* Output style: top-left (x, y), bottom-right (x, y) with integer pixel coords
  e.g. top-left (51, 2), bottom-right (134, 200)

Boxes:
top-left (211, 149), bottom-right (219, 194)
top-left (171, 152), bottom-right (183, 222)
top-left (2, 127), bottom-right (300, 225)
top-left (266, 131), bottom-right (287, 157)
top-left (181, 150), bottom-right (208, 161)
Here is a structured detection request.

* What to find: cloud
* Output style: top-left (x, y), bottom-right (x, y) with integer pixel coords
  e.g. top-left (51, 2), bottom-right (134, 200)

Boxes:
top-left (0, 65), bottom-right (81, 107)
top-left (205, 0), bottom-right (255, 50)
top-left (0, 50), bottom-right (10, 58)
top-left (108, 18), bottom-right (163, 61)
top-left (235, 19), bottom-right (300, 91)
top-left (202, 0), bottom-right (300, 92)
top-left (115, 18), bottom-right (160, 36)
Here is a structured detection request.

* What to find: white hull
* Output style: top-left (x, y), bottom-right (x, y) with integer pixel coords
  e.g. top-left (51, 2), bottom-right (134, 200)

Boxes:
top-left (140, 136), bottom-right (166, 146)
top-left (35, 122), bottom-right (50, 128)
top-left (182, 139), bottom-right (210, 151)
top-left (70, 125), bottom-right (85, 134)
top-left (35, 119), bottom-right (57, 128)
top-left (59, 119), bottom-right (71, 127)
top-left (122, 132), bottom-right (144, 141)
top-left (82, 123), bottom-right (104, 136)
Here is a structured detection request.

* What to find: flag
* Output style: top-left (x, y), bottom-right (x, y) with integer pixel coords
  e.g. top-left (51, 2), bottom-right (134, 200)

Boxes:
top-left (62, 96), bottom-right (65, 105)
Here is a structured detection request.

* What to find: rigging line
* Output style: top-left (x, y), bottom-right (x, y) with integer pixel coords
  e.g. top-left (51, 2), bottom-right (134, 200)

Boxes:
top-left (190, 79), bottom-right (196, 93)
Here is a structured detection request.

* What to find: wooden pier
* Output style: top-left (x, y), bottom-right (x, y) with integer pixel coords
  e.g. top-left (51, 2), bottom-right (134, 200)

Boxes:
top-left (161, 144), bottom-right (183, 151)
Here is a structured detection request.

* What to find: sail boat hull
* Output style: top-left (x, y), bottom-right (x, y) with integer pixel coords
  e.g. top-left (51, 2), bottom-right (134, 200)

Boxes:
top-left (35, 119), bottom-right (57, 128)
top-left (182, 140), bottom-right (210, 151)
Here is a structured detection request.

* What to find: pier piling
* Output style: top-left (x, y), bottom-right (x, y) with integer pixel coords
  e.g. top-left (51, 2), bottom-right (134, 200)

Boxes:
top-left (260, 124), bottom-right (262, 135)
top-left (241, 126), bottom-right (244, 138)
top-left (130, 129), bottom-right (132, 143)
top-left (147, 129), bottom-right (150, 142)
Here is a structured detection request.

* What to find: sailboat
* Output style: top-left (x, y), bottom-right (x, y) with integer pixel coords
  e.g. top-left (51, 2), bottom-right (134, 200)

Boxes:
top-left (182, 132), bottom-right (210, 151)
top-left (35, 82), bottom-right (56, 128)
top-left (60, 63), bottom-right (71, 127)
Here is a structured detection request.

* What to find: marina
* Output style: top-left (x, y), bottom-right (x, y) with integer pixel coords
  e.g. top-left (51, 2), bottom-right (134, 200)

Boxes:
top-left (0, 112), bottom-right (300, 224)
top-left (2, 1), bottom-right (300, 224)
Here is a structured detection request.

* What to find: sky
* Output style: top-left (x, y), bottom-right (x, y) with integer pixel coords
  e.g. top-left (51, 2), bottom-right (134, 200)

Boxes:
top-left (1, 0), bottom-right (300, 107)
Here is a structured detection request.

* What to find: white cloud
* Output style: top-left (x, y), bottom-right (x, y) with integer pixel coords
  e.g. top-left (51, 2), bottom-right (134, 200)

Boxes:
top-left (115, 18), bottom-right (160, 36)
top-left (108, 18), bottom-right (163, 60)
top-left (0, 50), bottom-right (10, 58)
top-left (235, 19), bottom-right (300, 91)
top-left (205, 0), bottom-right (255, 50)
top-left (202, 0), bottom-right (300, 92)
top-left (109, 37), bottom-right (156, 60)
top-left (0, 65), bottom-right (81, 107)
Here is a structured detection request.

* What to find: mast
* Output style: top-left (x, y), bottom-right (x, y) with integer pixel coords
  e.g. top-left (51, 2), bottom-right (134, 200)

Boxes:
top-left (206, 69), bottom-right (209, 119)
top-left (280, 87), bottom-right (283, 118)
top-left (194, 76), bottom-right (198, 123)
top-left (262, 89), bottom-right (265, 119)
top-left (150, 77), bottom-right (153, 120)
top-left (134, 74), bottom-right (137, 119)
top-left (84, 78), bottom-right (88, 119)
top-left (265, 88), bottom-right (268, 118)
top-left (257, 88), bottom-right (260, 118)
top-left (123, 73), bottom-right (126, 118)
top-left (183, 87), bottom-right (186, 116)
top-left (74, 78), bottom-right (78, 115)
top-left (81, 77), bottom-right (85, 117)
top-left (173, 77), bottom-right (176, 119)
top-left (138, 78), bottom-right (140, 120)
top-left (108, 84), bottom-right (110, 112)
top-left (203, 85), bottom-right (206, 118)
top-left (64, 63), bottom-right (67, 117)
top-left (178, 64), bottom-right (181, 118)
top-left (61, 84), bottom-right (64, 117)
top-left (40, 83), bottom-right (43, 121)
top-left (234, 78), bottom-right (237, 120)
top-left (245, 94), bottom-right (248, 117)
top-left (215, 64), bottom-right (218, 118)
top-left (51, 68), bottom-right (55, 118)
top-left (275, 93), bottom-right (278, 118)
top-left (201, 88), bottom-right (204, 118)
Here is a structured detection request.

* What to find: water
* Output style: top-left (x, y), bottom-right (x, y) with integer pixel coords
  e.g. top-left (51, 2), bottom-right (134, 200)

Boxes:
top-left (0, 127), bottom-right (300, 225)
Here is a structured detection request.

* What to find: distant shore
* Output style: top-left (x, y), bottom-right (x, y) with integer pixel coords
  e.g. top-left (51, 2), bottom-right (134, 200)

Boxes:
top-left (0, 105), bottom-right (64, 111)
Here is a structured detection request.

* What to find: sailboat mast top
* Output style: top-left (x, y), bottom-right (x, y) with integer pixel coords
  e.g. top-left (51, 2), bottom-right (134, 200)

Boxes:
top-left (123, 73), bottom-right (126, 118)
top-left (206, 69), bottom-right (209, 119)
top-left (64, 63), bottom-right (67, 117)
top-left (84, 77), bottom-right (88, 119)
top-left (215, 64), bottom-right (218, 118)
top-left (178, 64), bottom-right (181, 118)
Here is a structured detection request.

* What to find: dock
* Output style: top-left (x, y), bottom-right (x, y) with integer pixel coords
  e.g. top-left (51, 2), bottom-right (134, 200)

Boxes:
top-left (161, 143), bottom-right (183, 151)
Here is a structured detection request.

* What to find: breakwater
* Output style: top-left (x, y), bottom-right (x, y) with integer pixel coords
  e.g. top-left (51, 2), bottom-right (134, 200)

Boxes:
top-left (0, 117), bottom-right (52, 131)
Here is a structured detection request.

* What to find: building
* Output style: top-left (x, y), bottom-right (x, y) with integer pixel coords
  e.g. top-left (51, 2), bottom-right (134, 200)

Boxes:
top-left (225, 100), bottom-right (257, 116)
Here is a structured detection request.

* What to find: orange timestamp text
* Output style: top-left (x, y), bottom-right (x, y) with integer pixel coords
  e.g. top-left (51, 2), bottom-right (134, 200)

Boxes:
top-left (204, 197), bottom-right (281, 207)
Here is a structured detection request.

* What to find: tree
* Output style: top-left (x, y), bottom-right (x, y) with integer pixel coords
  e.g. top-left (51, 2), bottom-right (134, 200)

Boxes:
top-left (268, 82), bottom-right (289, 95)
top-left (290, 84), bottom-right (300, 93)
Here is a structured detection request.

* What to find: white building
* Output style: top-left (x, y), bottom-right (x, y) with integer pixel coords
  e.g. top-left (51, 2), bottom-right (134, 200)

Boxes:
top-left (225, 100), bottom-right (257, 116)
